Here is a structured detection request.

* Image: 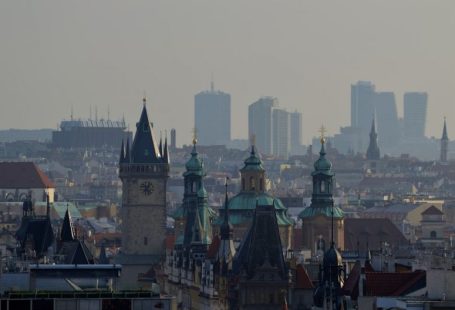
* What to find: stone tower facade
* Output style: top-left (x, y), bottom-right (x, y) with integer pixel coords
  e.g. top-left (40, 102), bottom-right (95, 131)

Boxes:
top-left (118, 98), bottom-right (169, 288)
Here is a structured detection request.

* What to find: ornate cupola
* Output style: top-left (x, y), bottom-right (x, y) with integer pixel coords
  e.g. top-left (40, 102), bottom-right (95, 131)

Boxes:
top-left (240, 144), bottom-right (265, 193)
top-left (311, 134), bottom-right (335, 208)
top-left (366, 116), bottom-right (380, 160)
top-left (299, 126), bottom-right (344, 252)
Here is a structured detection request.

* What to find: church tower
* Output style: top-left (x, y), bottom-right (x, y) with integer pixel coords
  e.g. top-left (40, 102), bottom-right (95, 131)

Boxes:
top-left (299, 128), bottom-right (344, 254)
top-left (118, 98), bottom-right (169, 288)
top-left (440, 117), bottom-right (449, 163)
top-left (366, 116), bottom-right (380, 160)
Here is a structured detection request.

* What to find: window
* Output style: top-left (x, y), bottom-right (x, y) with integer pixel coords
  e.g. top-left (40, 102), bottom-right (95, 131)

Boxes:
top-left (242, 178), bottom-right (245, 191)
top-left (259, 178), bottom-right (263, 191)
top-left (144, 237), bottom-right (148, 245)
top-left (430, 231), bottom-right (437, 238)
top-left (320, 181), bottom-right (325, 193)
top-left (250, 177), bottom-right (255, 190)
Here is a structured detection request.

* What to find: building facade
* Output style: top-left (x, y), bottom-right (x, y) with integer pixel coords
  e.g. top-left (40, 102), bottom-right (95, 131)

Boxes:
top-left (403, 92), bottom-right (427, 140)
top-left (248, 97), bottom-right (277, 155)
top-left (195, 82), bottom-right (231, 146)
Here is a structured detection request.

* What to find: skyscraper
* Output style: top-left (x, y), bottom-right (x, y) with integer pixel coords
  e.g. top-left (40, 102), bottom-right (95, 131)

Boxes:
top-left (248, 97), bottom-right (277, 154)
top-left (290, 111), bottom-right (303, 154)
top-left (194, 82), bottom-right (231, 145)
top-left (404, 92), bottom-right (428, 140)
top-left (351, 81), bottom-right (376, 129)
top-left (272, 108), bottom-right (290, 159)
top-left (372, 92), bottom-right (400, 150)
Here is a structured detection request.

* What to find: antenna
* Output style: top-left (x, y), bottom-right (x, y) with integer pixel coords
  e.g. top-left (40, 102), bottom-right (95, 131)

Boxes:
top-left (210, 73), bottom-right (214, 92)
top-left (70, 105), bottom-right (74, 121)
top-left (107, 105), bottom-right (110, 121)
top-left (95, 106), bottom-right (98, 122)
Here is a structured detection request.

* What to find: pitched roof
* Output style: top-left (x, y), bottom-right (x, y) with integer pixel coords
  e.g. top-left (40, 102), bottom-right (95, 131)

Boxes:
top-left (344, 218), bottom-right (408, 251)
top-left (207, 235), bottom-right (221, 259)
top-left (342, 260), bottom-right (361, 299)
top-left (233, 204), bottom-right (287, 280)
top-left (130, 103), bottom-right (162, 164)
top-left (0, 162), bottom-right (55, 189)
top-left (365, 270), bottom-right (426, 296)
top-left (295, 264), bottom-right (314, 289)
top-left (16, 217), bottom-right (54, 258)
top-left (421, 205), bottom-right (443, 215)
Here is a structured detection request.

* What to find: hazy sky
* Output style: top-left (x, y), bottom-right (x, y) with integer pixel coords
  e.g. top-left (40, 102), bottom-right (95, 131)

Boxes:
top-left (1, 1), bottom-right (454, 145)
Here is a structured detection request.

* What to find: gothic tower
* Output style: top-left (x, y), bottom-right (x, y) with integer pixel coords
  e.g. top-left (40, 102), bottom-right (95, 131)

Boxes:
top-left (118, 98), bottom-right (170, 288)
top-left (299, 131), bottom-right (344, 253)
top-left (440, 118), bottom-right (449, 163)
top-left (366, 116), bottom-right (380, 160)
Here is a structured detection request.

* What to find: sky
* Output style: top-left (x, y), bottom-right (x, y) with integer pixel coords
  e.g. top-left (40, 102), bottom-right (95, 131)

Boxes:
top-left (0, 1), bottom-right (454, 145)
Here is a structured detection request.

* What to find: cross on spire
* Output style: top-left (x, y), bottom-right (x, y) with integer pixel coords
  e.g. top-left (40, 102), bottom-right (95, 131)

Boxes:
top-left (192, 128), bottom-right (198, 145)
top-left (319, 125), bottom-right (326, 144)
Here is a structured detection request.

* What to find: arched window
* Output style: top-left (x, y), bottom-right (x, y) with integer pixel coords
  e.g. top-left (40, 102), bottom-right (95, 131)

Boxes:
top-left (430, 231), bottom-right (437, 238)
top-left (191, 182), bottom-right (195, 193)
top-left (242, 178), bottom-right (245, 191)
top-left (250, 176), bottom-right (255, 191)
top-left (259, 178), bottom-right (263, 191)
top-left (320, 181), bottom-right (325, 193)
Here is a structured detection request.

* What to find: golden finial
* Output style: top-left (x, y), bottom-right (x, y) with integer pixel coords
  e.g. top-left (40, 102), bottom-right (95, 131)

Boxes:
top-left (319, 125), bottom-right (326, 144)
top-left (192, 128), bottom-right (198, 145)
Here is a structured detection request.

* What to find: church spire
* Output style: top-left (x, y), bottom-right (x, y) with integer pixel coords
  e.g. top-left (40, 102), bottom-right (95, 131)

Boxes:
top-left (61, 206), bottom-right (75, 242)
top-left (119, 139), bottom-right (125, 164)
top-left (130, 98), bottom-right (162, 163)
top-left (163, 133), bottom-right (170, 163)
top-left (220, 179), bottom-right (233, 240)
top-left (125, 138), bottom-right (130, 163)
top-left (441, 117), bottom-right (449, 163)
top-left (366, 116), bottom-right (380, 160)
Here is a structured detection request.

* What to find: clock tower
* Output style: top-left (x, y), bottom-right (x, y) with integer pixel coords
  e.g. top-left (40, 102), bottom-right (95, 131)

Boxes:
top-left (118, 98), bottom-right (169, 288)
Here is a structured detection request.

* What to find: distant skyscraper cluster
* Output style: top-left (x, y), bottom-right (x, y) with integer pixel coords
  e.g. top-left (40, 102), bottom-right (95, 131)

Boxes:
top-left (194, 81), bottom-right (231, 146)
top-left (337, 80), bottom-right (429, 156)
top-left (248, 97), bottom-right (303, 158)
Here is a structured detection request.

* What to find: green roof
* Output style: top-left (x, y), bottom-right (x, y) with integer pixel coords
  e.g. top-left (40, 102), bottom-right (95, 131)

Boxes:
top-left (228, 192), bottom-right (287, 210)
top-left (171, 205), bottom-right (185, 220)
top-left (240, 146), bottom-right (265, 172)
top-left (298, 205), bottom-right (344, 219)
top-left (35, 201), bottom-right (82, 219)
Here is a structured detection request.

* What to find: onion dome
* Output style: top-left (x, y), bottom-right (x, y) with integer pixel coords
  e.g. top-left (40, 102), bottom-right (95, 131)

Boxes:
top-left (240, 145), bottom-right (264, 172)
top-left (312, 138), bottom-right (333, 176)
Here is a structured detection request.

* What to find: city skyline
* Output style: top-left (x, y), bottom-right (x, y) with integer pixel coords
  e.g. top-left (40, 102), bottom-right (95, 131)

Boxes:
top-left (1, 1), bottom-right (454, 145)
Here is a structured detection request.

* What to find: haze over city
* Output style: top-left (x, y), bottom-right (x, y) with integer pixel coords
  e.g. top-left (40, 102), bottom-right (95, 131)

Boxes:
top-left (1, 0), bottom-right (454, 144)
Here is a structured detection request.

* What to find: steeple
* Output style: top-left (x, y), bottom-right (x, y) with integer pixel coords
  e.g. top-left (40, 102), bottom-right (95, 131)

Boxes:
top-left (220, 180), bottom-right (233, 240)
top-left (441, 117), bottom-right (449, 162)
top-left (159, 132), bottom-right (163, 158)
top-left (163, 134), bottom-right (170, 163)
top-left (240, 138), bottom-right (265, 193)
top-left (61, 206), bottom-right (75, 242)
top-left (124, 138), bottom-right (130, 163)
top-left (130, 98), bottom-right (162, 163)
top-left (119, 140), bottom-right (125, 164)
top-left (366, 116), bottom-right (380, 160)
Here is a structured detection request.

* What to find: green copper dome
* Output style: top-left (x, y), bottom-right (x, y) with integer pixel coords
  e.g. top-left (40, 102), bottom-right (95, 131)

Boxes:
top-left (298, 205), bottom-right (344, 219)
top-left (184, 144), bottom-right (204, 176)
top-left (240, 145), bottom-right (265, 172)
top-left (312, 141), bottom-right (333, 176)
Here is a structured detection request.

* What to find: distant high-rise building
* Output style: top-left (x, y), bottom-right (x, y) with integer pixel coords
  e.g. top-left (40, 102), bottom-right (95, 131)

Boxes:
top-left (351, 81), bottom-right (376, 129)
top-left (170, 128), bottom-right (176, 149)
top-left (290, 111), bottom-right (303, 154)
top-left (272, 108), bottom-right (290, 159)
top-left (441, 118), bottom-right (449, 163)
top-left (248, 97), bottom-right (278, 154)
top-left (404, 92), bottom-right (427, 140)
top-left (194, 82), bottom-right (231, 145)
top-left (372, 92), bottom-right (400, 150)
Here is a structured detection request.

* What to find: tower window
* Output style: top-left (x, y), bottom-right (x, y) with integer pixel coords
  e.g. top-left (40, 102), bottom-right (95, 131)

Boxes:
top-left (259, 178), bottom-right (263, 191)
top-left (144, 237), bottom-right (148, 245)
top-left (320, 181), bottom-right (325, 193)
top-left (250, 177), bottom-right (255, 191)
top-left (242, 178), bottom-right (245, 191)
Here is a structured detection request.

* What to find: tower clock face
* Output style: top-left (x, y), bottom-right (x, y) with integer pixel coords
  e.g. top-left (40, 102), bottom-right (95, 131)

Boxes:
top-left (140, 181), bottom-right (154, 196)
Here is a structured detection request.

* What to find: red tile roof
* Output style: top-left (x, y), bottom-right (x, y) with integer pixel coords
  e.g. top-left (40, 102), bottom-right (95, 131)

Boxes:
top-left (365, 270), bottom-right (426, 296)
top-left (295, 264), bottom-right (314, 289)
top-left (0, 162), bottom-right (55, 189)
top-left (344, 218), bottom-right (408, 251)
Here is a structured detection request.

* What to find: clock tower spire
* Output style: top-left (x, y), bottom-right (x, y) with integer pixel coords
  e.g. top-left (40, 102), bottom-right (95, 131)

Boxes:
top-left (118, 98), bottom-right (169, 289)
